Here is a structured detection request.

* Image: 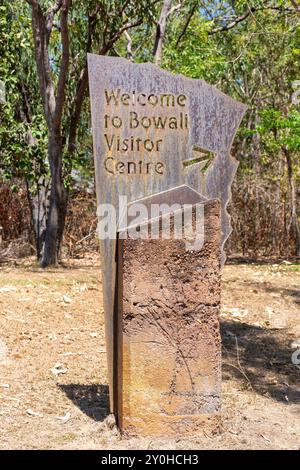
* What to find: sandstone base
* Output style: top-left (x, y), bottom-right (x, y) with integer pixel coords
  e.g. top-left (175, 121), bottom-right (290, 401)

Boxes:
top-left (116, 199), bottom-right (221, 437)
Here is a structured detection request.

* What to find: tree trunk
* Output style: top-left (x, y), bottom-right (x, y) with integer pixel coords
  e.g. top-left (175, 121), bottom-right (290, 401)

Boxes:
top-left (284, 147), bottom-right (300, 257)
top-left (271, 129), bottom-right (281, 255)
top-left (41, 132), bottom-right (67, 267)
top-left (153, 0), bottom-right (173, 66)
top-left (26, 176), bottom-right (50, 260)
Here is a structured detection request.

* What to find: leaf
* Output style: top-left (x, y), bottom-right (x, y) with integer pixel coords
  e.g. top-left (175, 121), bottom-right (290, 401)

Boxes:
top-left (26, 409), bottom-right (43, 418)
top-left (0, 286), bottom-right (17, 292)
top-left (225, 330), bottom-right (235, 337)
top-left (48, 332), bottom-right (57, 341)
top-left (230, 308), bottom-right (248, 320)
top-left (50, 362), bottom-right (68, 376)
top-left (0, 383), bottom-right (10, 388)
top-left (56, 412), bottom-right (71, 422)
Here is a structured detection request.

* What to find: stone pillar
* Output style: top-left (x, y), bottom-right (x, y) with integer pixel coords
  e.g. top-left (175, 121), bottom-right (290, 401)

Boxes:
top-left (116, 199), bottom-right (221, 437)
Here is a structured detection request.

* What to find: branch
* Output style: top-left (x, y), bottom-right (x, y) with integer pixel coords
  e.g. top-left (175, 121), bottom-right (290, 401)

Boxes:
top-left (55, 0), bottom-right (71, 128)
top-left (67, 7), bottom-right (105, 152)
top-left (19, 81), bottom-right (33, 124)
top-left (46, 0), bottom-right (63, 35)
top-left (290, 0), bottom-right (300, 15)
top-left (67, 8), bottom-right (100, 153)
top-left (27, 0), bottom-right (56, 127)
top-left (104, 18), bottom-right (144, 51)
top-left (118, 0), bottom-right (131, 17)
top-left (47, 0), bottom-right (63, 16)
top-left (176, 1), bottom-right (197, 47)
top-left (68, 67), bottom-right (88, 153)
top-left (169, 2), bottom-right (181, 16)
top-left (68, 6), bottom-right (149, 153)
top-left (124, 30), bottom-right (134, 60)
top-left (68, 14), bottom-right (143, 152)
top-left (209, 5), bottom-right (295, 35)
top-left (153, 0), bottom-right (181, 66)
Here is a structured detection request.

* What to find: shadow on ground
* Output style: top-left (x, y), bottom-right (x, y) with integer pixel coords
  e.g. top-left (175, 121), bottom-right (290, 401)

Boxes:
top-left (227, 256), bottom-right (300, 265)
top-left (59, 384), bottom-right (110, 421)
top-left (231, 280), bottom-right (300, 307)
top-left (221, 320), bottom-right (300, 404)
top-left (59, 324), bottom-right (300, 422)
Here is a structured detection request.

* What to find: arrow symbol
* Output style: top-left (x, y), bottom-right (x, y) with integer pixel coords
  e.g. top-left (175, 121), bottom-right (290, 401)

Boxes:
top-left (182, 145), bottom-right (215, 174)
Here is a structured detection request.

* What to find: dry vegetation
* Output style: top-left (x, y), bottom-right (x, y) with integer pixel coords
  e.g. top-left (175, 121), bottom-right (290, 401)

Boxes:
top-left (0, 253), bottom-right (299, 450)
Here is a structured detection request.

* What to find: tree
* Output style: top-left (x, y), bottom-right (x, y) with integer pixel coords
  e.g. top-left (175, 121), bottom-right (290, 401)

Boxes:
top-left (0, 1), bottom-right (50, 256)
top-left (161, 0), bottom-right (300, 257)
top-left (153, 0), bottom-right (181, 65)
top-left (1, 0), bottom-right (299, 259)
top-left (23, 0), bottom-right (156, 266)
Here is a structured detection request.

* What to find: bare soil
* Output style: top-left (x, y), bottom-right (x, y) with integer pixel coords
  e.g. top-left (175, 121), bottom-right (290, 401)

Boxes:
top-left (0, 253), bottom-right (299, 450)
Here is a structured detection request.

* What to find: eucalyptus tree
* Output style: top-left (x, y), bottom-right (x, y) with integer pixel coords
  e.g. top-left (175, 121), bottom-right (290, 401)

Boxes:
top-left (161, 0), bottom-right (300, 256)
top-left (17, 0), bottom-right (157, 266)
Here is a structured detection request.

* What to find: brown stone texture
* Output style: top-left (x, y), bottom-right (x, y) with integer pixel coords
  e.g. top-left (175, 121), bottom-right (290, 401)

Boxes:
top-left (116, 199), bottom-right (221, 437)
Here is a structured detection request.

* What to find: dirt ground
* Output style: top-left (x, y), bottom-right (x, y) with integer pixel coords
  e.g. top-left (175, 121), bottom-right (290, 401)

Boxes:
top-left (0, 253), bottom-right (299, 450)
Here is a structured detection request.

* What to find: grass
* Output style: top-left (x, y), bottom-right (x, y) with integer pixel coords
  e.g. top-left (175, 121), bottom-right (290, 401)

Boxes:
top-left (281, 264), bottom-right (300, 272)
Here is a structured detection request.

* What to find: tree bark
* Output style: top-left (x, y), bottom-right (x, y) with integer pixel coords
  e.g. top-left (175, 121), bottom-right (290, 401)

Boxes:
top-left (153, 0), bottom-right (174, 66)
top-left (26, 177), bottom-right (50, 260)
top-left (284, 147), bottom-right (300, 257)
top-left (27, 0), bottom-right (70, 266)
top-left (41, 132), bottom-right (67, 266)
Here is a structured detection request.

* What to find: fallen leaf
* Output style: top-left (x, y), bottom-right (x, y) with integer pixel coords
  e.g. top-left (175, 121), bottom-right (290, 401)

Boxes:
top-left (26, 409), bottom-right (43, 418)
top-left (50, 362), bottom-right (68, 376)
top-left (225, 330), bottom-right (235, 337)
top-left (290, 339), bottom-right (300, 349)
top-left (0, 286), bottom-right (17, 292)
top-left (0, 383), bottom-right (10, 388)
top-left (56, 412), bottom-right (71, 422)
top-left (59, 352), bottom-right (82, 356)
top-left (265, 306), bottom-right (274, 317)
top-left (260, 434), bottom-right (271, 443)
top-left (231, 308), bottom-right (248, 318)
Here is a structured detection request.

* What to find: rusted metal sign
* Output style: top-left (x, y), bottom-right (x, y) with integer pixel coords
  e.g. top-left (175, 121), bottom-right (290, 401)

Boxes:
top-left (88, 54), bottom-right (246, 411)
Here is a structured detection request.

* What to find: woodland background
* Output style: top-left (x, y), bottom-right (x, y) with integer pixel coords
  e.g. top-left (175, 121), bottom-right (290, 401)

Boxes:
top-left (1, 0), bottom-right (300, 264)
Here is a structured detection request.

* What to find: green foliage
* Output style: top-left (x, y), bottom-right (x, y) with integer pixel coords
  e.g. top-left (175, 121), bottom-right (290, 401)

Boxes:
top-left (160, 1), bottom-right (300, 184)
top-left (0, 1), bottom-right (48, 183)
top-left (0, 0), bottom-right (299, 256)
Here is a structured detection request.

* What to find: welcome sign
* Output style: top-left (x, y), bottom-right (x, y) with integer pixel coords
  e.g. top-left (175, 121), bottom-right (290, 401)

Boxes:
top-left (88, 54), bottom-right (246, 415)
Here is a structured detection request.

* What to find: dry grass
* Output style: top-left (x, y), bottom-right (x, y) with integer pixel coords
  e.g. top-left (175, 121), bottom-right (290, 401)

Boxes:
top-left (0, 254), bottom-right (299, 449)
